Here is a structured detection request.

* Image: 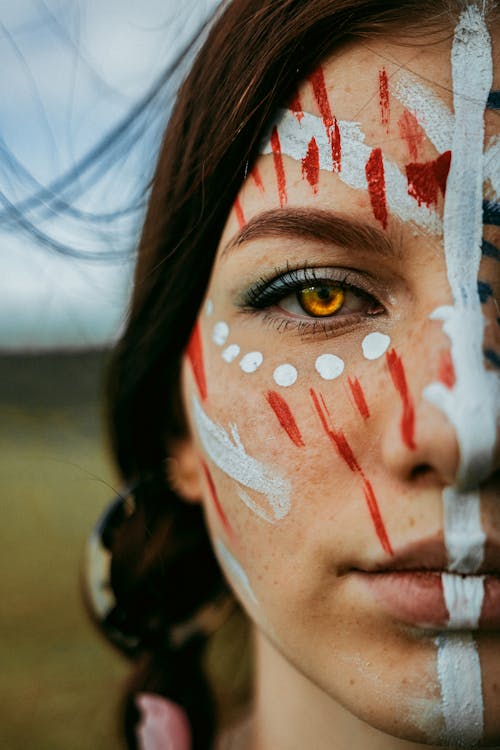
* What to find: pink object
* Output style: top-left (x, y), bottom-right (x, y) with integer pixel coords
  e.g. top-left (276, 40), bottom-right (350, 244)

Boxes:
top-left (136, 693), bottom-right (192, 750)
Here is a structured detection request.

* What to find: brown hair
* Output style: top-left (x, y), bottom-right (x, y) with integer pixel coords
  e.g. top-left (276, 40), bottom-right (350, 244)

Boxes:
top-left (105, 1), bottom-right (491, 747)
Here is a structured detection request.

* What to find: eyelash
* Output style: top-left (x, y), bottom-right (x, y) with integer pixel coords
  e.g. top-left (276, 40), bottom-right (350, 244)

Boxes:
top-left (241, 264), bottom-right (385, 336)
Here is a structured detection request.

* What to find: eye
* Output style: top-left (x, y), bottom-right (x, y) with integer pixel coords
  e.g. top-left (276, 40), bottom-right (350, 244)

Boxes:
top-left (280, 283), bottom-right (367, 318)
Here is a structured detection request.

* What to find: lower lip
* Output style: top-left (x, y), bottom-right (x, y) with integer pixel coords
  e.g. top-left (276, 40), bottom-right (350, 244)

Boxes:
top-left (355, 571), bottom-right (500, 629)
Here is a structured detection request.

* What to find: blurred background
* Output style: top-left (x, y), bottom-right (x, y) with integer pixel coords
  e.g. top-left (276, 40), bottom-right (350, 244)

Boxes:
top-left (0, 2), bottom-right (218, 747)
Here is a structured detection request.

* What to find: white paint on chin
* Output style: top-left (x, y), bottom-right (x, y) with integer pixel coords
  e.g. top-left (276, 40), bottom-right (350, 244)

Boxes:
top-left (362, 332), bottom-right (391, 360)
top-left (191, 393), bottom-right (291, 522)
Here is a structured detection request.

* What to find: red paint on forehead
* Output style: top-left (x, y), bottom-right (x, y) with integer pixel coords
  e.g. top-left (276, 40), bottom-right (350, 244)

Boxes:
top-left (201, 461), bottom-right (235, 539)
top-left (398, 110), bottom-right (424, 161)
top-left (266, 391), bottom-right (305, 448)
top-left (251, 165), bottom-right (265, 193)
top-left (386, 349), bottom-right (416, 450)
top-left (378, 68), bottom-right (390, 133)
top-left (302, 136), bottom-right (320, 193)
top-left (348, 377), bottom-right (370, 420)
top-left (310, 388), bottom-right (393, 556)
top-left (309, 66), bottom-right (341, 172)
top-left (438, 350), bottom-right (456, 389)
top-left (270, 127), bottom-right (288, 207)
top-left (366, 148), bottom-right (388, 230)
top-left (234, 197), bottom-right (246, 228)
top-left (406, 151), bottom-right (452, 208)
top-left (289, 90), bottom-right (304, 122)
top-left (331, 117), bottom-right (342, 173)
top-left (186, 321), bottom-right (207, 401)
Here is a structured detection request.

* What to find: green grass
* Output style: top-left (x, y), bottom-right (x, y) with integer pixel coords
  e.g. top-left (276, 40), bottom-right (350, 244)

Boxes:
top-left (0, 352), bottom-right (129, 750)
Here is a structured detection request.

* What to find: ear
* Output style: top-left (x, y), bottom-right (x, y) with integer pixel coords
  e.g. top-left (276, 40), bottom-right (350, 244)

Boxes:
top-left (167, 439), bottom-right (203, 504)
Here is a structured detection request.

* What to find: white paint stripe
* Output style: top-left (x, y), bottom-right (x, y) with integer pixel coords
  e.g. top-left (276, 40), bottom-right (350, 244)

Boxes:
top-left (423, 7), bottom-right (498, 495)
top-left (215, 539), bottom-right (258, 605)
top-left (260, 110), bottom-right (442, 232)
top-left (391, 71), bottom-right (454, 154)
top-left (436, 633), bottom-right (483, 746)
top-left (391, 71), bottom-right (499, 198)
top-left (442, 573), bottom-right (485, 628)
top-left (192, 393), bottom-right (291, 521)
top-left (443, 487), bottom-right (485, 573)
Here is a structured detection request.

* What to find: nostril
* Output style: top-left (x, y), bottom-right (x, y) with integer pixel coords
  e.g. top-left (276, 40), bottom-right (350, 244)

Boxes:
top-left (410, 464), bottom-right (434, 482)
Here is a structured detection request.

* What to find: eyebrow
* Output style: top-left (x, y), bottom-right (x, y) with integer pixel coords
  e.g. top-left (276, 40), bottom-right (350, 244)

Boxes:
top-left (221, 208), bottom-right (398, 260)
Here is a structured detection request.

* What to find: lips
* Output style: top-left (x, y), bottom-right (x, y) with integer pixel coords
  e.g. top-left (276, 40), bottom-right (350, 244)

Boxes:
top-left (352, 535), bottom-right (500, 630)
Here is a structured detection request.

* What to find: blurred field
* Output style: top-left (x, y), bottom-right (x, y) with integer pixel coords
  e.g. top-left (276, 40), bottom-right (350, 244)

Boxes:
top-left (0, 351), bottom-right (129, 750)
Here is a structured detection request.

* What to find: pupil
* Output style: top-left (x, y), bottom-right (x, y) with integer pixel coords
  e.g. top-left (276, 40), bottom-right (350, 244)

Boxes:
top-left (317, 287), bottom-right (332, 301)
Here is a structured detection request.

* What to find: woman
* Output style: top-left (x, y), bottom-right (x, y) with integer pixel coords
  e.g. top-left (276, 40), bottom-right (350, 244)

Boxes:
top-left (85, 0), bottom-right (500, 747)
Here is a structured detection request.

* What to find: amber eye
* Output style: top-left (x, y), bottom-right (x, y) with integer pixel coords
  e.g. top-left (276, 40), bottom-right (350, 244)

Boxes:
top-left (297, 285), bottom-right (345, 317)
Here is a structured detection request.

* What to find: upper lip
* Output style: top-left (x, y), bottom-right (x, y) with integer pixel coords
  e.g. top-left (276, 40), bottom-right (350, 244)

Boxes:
top-left (357, 532), bottom-right (500, 576)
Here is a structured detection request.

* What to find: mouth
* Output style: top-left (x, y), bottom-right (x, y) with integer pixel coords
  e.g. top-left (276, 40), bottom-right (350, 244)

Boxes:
top-left (352, 535), bottom-right (500, 631)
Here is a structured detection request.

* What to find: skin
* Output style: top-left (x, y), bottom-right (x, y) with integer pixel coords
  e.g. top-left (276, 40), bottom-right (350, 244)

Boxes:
top-left (174, 25), bottom-right (500, 750)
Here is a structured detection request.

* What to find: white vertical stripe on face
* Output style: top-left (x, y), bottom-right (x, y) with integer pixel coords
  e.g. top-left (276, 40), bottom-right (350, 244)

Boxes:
top-left (436, 633), bottom-right (484, 747)
top-left (192, 393), bottom-right (292, 521)
top-left (442, 572), bottom-right (485, 629)
top-left (426, 7), bottom-right (494, 743)
top-left (443, 487), bottom-right (486, 573)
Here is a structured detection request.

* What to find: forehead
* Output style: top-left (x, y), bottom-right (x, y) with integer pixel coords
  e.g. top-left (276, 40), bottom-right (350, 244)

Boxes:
top-left (218, 28), bottom-right (500, 249)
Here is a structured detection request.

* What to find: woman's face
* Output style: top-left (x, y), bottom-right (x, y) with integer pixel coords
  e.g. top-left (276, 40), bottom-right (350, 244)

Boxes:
top-left (180, 11), bottom-right (500, 746)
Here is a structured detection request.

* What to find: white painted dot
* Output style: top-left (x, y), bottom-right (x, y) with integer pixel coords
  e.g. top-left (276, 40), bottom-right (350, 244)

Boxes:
top-left (212, 321), bottom-right (229, 346)
top-left (222, 344), bottom-right (240, 363)
top-left (205, 299), bottom-right (214, 316)
top-left (362, 332), bottom-right (391, 360)
top-left (240, 351), bottom-right (264, 373)
top-left (273, 364), bottom-right (298, 387)
top-left (315, 353), bottom-right (345, 380)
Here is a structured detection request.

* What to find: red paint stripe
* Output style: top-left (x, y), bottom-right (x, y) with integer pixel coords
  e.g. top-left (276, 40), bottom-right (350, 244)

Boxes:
top-left (310, 388), bottom-right (360, 471)
top-left (438, 350), bottom-right (456, 389)
top-left (362, 477), bottom-right (393, 555)
top-left (366, 147), bottom-right (388, 229)
top-left (186, 321), bottom-right (207, 401)
top-left (386, 349), bottom-right (416, 450)
top-left (270, 127), bottom-right (287, 207)
top-left (266, 391), bottom-right (305, 447)
top-left (201, 461), bottom-right (234, 539)
top-left (397, 110), bottom-right (423, 161)
top-left (378, 68), bottom-right (390, 133)
top-left (406, 151), bottom-right (452, 208)
top-left (251, 165), bottom-right (265, 193)
top-left (331, 116), bottom-right (342, 172)
top-left (302, 136), bottom-right (320, 193)
top-left (289, 91), bottom-right (304, 122)
top-left (309, 66), bottom-right (341, 171)
top-left (310, 388), bottom-right (392, 555)
top-left (234, 197), bottom-right (246, 228)
top-left (348, 377), bottom-right (370, 420)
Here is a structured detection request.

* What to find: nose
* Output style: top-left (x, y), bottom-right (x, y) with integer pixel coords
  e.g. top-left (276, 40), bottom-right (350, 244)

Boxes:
top-left (381, 348), bottom-right (500, 490)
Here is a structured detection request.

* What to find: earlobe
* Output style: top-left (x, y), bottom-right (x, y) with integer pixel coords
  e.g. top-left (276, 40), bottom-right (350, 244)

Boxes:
top-left (167, 439), bottom-right (204, 504)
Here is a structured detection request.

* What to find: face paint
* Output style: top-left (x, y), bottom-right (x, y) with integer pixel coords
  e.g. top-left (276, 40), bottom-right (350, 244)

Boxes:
top-left (215, 538), bottom-right (258, 606)
top-left (212, 321), bottom-right (229, 346)
top-left (442, 572), bottom-right (485, 629)
top-left (362, 332), bottom-right (391, 360)
top-left (266, 390), bottom-right (305, 448)
top-left (273, 363), bottom-right (298, 387)
top-left (365, 147), bottom-right (388, 229)
top-left (234, 197), bottom-right (246, 228)
top-left (186, 321), bottom-right (208, 401)
top-left (397, 110), bottom-right (424, 161)
top-left (310, 388), bottom-right (393, 555)
top-left (405, 151), bottom-right (451, 208)
top-left (386, 349), bottom-right (416, 451)
top-left (270, 126), bottom-right (287, 207)
top-left (302, 137), bottom-right (320, 193)
top-left (309, 66), bottom-right (342, 171)
top-left (239, 351), bottom-right (264, 373)
top-left (348, 377), bottom-right (370, 420)
top-left (315, 353), bottom-right (345, 380)
top-left (378, 68), bottom-right (390, 134)
top-left (192, 393), bottom-right (291, 522)
top-left (222, 343), bottom-right (240, 363)
top-left (201, 460), bottom-right (235, 540)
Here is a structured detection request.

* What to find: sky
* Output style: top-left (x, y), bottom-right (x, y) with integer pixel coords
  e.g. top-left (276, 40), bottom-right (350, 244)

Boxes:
top-left (0, 0), bottom-right (220, 350)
